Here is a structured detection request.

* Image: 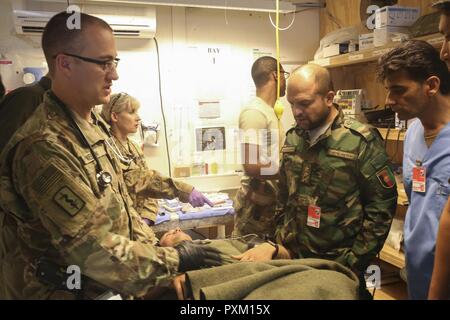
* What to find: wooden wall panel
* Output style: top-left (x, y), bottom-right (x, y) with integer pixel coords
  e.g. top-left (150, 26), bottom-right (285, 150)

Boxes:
top-left (329, 62), bottom-right (387, 108)
top-left (319, 0), bottom-right (363, 38)
top-left (320, 0), bottom-right (437, 38)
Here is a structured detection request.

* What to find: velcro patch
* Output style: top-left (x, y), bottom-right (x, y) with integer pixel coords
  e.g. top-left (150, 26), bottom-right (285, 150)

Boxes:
top-left (281, 146), bottom-right (296, 153)
top-left (301, 163), bottom-right (312, 184)
top-left (327, 149), bottom-right (357, 160)
top-left (32, 163), bottom-right (64, 195)
top-left (376, 166), bottom-right (396, 189)
top-left (53, 186), bottom-right (86, 216)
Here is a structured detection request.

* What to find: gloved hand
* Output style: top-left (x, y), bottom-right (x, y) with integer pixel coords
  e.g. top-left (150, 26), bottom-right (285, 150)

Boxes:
top-left (188, 189), bottom-right (213, 207)
top-left (174, 241), bottom-right (222, 272)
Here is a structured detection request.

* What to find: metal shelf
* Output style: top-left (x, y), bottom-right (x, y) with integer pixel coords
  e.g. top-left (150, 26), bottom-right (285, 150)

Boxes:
top-left (380, 244), bottom-right (405, 269)
top-left (377, 128), bottom-right (406, 141)
top-left (311, 33), bottom-right (443, 69)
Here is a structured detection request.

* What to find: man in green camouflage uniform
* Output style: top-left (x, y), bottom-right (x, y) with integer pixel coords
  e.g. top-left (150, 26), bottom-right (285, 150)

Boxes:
top-left (233, 56), bottom-right (287, 238)
top-left (0, 74), bottom-right (52, 151)
top-left (234, 64), bottom-right (397, 299)
top-left (0, 12), bottom-right (220, 299)
top-left (0, 75), bottom-right (52, 299)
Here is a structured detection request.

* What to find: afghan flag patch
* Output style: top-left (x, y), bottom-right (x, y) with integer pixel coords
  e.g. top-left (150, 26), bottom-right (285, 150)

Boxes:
top-left (376, 166), bottom-right (396, 189)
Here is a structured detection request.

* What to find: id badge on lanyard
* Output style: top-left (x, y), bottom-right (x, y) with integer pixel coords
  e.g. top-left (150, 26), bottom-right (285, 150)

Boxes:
top-left (412, 160), bottom-right (426, 193)
top-left (307, 197), bottom-right (321, 229)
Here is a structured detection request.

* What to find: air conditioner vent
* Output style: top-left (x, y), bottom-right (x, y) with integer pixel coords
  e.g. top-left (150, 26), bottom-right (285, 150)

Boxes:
top-left (13, 7), bottom-right (156, 39)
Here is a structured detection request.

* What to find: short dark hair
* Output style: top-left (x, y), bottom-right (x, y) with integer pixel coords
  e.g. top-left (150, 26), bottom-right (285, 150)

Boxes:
top-left (251, 56), bottom-right (280, 88)
top-left (290, 64), bottom-right (334, 96)
top-left (42, 12), bottom-right (112, 75)
top-left (377, 40), bottom-right (450, 95)
top-left (432, 0), bottom-right (450, 11)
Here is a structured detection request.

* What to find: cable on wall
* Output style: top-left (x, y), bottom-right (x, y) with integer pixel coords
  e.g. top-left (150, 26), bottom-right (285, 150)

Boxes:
top-left (268, 10), bottom-right (296, 31)
top-left (224, 0), bottom-right (229, 25)
top-left (153, 37), bottom-right (173, 177)
top-left (276, 0), bottom-right (280, 102)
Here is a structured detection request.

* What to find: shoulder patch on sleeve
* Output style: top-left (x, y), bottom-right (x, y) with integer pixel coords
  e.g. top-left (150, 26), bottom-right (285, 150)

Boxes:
top-left (376, 166), bottom-right (396, 189)
top-left (53, 186), bottom-right (86, 216)
top-left (32, 161), bottom-right (88, 217)
top-left (371, 127), bottom-right (384, 142)
top-left (32, 163), bottom-right (64, 195)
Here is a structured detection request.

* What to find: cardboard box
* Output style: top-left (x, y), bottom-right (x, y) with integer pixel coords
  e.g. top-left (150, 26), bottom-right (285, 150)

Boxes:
top-left (375, 6), bottom-right (420, 28)
top-left (359, 33), bottom-right (374, 50)
top-left (374, 26), bottom-right (409, 47)
top-left (348, 42), bottom-right (359, 53)
top-left (323, 43), bottom-right (349, 58)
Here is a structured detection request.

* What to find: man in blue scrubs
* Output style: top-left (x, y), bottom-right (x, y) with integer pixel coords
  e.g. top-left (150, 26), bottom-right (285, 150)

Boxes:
top-left (377, 40), bottom-right (450, 299)
top-left (429, 0), bottom-right (450, 300)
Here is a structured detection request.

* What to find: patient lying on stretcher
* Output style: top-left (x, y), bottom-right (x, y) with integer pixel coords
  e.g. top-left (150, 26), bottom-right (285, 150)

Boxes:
top-left (159, 227), bottom-right (279, 263)
top-left (154, 228), bottom-right (360, 300)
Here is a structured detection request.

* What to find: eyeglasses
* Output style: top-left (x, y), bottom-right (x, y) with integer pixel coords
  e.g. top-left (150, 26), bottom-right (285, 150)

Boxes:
top-left (274, 70), bottom-right (290, 79)
top-left (57, 53), bottom-right (120, 72)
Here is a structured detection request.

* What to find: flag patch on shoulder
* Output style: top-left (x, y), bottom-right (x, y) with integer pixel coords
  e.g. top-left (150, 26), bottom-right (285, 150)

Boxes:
top-left (376, 167), bottom-right (396, 189)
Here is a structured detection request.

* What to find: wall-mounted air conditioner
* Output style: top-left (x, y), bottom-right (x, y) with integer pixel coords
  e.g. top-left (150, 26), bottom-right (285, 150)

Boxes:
top-left (12, 8), bottom-right (156, 39)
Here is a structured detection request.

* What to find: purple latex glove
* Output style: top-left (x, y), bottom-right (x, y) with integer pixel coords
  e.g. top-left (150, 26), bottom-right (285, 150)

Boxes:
top-left (188, 189), bottom-right (214, 207)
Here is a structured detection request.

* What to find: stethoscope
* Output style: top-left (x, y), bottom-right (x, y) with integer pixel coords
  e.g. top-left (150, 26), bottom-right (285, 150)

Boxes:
top-left (49, 91), bottom-right (112, 191)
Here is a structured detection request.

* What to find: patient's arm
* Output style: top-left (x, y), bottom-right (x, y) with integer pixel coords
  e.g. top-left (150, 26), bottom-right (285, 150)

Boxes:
top-left (231, 242), bottom-right (292, 262)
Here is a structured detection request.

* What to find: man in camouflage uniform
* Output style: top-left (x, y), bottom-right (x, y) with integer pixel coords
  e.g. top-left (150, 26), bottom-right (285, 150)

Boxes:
top-left (0, 12), bottom-right (220, 299)
top-left (0, 73), bottom-right (52, 151)
top-left (233, 56), bottom-right (288, 238)
top-left (234, 64), bottom-right (397, 299)
top-left (0, 74), bottom-right (51, 299)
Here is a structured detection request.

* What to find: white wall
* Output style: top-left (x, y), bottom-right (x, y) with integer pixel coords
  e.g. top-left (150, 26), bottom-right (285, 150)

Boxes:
top-left (0, 1), bottom-right (319, 191)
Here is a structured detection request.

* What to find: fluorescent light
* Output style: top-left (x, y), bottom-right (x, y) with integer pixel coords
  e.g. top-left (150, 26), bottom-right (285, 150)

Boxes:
top-left (34, 0), bottom-right (297, 13)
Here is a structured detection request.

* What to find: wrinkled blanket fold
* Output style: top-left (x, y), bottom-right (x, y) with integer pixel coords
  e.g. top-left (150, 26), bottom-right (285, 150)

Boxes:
top-left (185, 258), bottom-right (359, 300)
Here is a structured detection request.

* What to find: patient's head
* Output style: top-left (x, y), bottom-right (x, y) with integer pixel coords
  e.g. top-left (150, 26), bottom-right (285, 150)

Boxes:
top-left (160, 228), bottom-right (193, 247)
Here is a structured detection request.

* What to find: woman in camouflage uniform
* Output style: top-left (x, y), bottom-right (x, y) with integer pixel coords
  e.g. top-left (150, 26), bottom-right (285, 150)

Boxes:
top-left (101, 93), bottom-right (198, 225)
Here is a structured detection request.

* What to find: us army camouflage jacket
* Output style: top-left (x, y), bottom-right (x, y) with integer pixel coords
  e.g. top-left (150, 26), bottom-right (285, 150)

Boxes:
top-left (0, 93), bottom-right (179, 299)
top-left (113, 136), bottom-right (193, 224)
top-left (275, 109), bottom-right (397, 273)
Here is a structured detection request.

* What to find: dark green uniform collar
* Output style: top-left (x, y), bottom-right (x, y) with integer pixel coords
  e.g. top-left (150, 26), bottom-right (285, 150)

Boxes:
top-left (46, 91), bottom-right (100, 125)
top-left (293, 105), bottom-right (345, 146)
top-left (45, 91), bottom-right (105, 146)
top-left (294, 105), bottom-right (344, 133)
